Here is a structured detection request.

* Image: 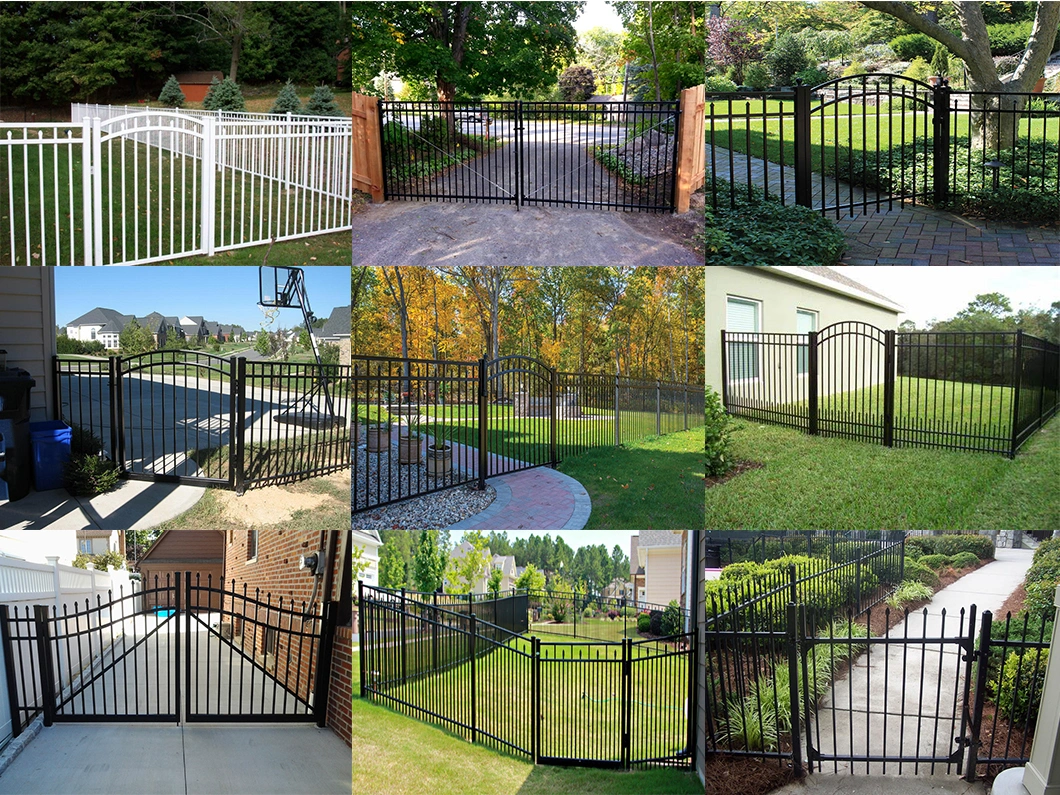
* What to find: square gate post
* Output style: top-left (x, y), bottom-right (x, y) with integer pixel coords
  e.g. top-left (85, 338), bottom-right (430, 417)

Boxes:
top-left (614, 375), bottom-right (621, 446)
top-left (91, 116), bottom-right (103, 266)
top-left (0, 606), bottom-right (24, 738)
top-left (477, 358), bottom-right (488, 490)
top-left (32, 605), bottom-right (56, 726)
top-left (655, 380), bottom-right (662, 436)
top-left (684, 384), bottom-right (689, 431)
top-left (200, 116), bottom-right (216, 255)
top-left (621, 637), bottom-right (632, 769)
top-left (786, 603), bottom-right (804, 777)
top-left (174, 571), bottom-right (181, 725)
top-left (964, 608), bottom-right (991, 781)
top-left (720, 330), bottom-right (730, 410)
top-left (1010, 331), bottom-right (1024, 458)
top-left (808, 331), bottom-right (819, 436)
top-left (108, 356), bottom-right (122, 469)
top-left (514, 102), bottom-right (523, 208)
top-left (883, 330), bottom-right (896, 447)
top-left (232, 356), bottom-right (246, 493)
top-left (82, 118), bottom-right (95, 265)
top-left (531, 635), bottom-right (540, 764)
top-left (932, 81), bottom-right (952, 207)
top-left (469, 614), bottom-right (477, 743)
top-left (313, 601), bottom-right (339, 729)
top-left (549, 367), bottom-right (558, 467)
top-left (793, 81), bottom-right (813, 208)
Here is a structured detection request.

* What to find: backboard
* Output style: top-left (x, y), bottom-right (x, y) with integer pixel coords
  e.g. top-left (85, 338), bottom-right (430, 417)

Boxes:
top-left (259, 266), bottom-right (305, 309)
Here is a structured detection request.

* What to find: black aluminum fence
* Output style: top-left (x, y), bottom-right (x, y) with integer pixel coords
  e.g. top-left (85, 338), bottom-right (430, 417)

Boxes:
top-left (353, 354), bottom-right (704, 513)
top-left (379, 100), bottom-right (679, 211)
top-left (526, 588), bottom-right (690, 643)
top-left (703, 530), bottom-right (907, 568)
top-left (703, 74), bottom-right (1060, 217)
top-left (53, 353), bottom-right (351, 493)
top-left (721, 324), bottom-right (1059, 457)
top-left (359, 583), bottom-right (696, 769)
top-left (0, 573), bottom-right (338, 737)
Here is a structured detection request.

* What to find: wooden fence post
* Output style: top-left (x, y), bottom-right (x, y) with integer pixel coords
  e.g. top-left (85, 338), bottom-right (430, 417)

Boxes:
top-left (673, 84), bottom-right (705, 213)
top-left (352, 92), bottom-right (384, 202)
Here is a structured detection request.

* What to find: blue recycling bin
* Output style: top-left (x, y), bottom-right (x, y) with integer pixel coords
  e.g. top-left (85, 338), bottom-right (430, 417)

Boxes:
top-left (29, 420), bottom-right (72, 492)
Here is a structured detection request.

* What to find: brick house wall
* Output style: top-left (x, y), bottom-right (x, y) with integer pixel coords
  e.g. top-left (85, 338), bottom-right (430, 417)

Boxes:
top-left (223, 529), bottom-right (351, 746)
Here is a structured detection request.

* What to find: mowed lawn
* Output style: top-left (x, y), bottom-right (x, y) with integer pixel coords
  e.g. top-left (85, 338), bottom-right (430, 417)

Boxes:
top-left (704, 416), bottom-right (1060, 530)
top-left (352, 648), bottom-right (701, 795)
top-left (1, 134), bottom-right (349, 265)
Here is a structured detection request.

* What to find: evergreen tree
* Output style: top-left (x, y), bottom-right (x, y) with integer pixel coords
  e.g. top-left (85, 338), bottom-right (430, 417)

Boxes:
top-left (270, 80), bottom-right (303, 114)
top-left (202, 77), bottom-right (247, 112)
top-left (158, 75), bottom-right (186, 108)
top-left (303, 84), bottom-right (343, 117)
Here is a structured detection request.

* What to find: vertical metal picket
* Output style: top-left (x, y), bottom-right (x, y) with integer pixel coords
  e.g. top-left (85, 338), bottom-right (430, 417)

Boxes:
top-left (787, 603), bottom-right (804, 777)
top-left (201, 116), bottom-right (216, 255)
top-left (232, 356), bottom-right (247, 494)
top-left (808, 330), bottom-right (819, 436)
top-left (1010, 331), bottom-right (1024, 458)
top-left (91, 116), bottom-right (103, 265)
top-left (883, 330), bottom-right (896, 448)
top-left (174, 571), bottom-right (181, 725)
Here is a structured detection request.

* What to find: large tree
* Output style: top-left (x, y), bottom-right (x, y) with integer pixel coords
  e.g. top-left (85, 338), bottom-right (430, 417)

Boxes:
top-left (160, 1), bottom-right (270, 84)
top-left (613, 1), bottom-right (706, 100)
top-left (862, 2), bottom-right (1060, 148)
top-left (349, 2), bottom-right (581, 103)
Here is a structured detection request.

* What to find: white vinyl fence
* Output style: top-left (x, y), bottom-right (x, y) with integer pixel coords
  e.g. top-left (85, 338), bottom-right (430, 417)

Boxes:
top-left (0, 556), bottom-right (134, 749)
top-left (1, 105), bottom-right (352, 265)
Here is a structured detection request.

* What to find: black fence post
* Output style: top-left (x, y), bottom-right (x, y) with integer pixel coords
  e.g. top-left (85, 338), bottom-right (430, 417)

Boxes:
top-left (720, 330), bottom-right (729, 411)
top-left (531, 635), bottom-right (540, 763)
top-left (854, 553), bottom-right (863, 615)
top-left (655, 380), bottom-right (662, 436)
top-left (613, 375), bottom-right (621, 446)
top-left (50, 356), bottom-right (61, 423)
top-left (32, 605), bottom-right (55, 726)
top-left (174, 571), bottom-right (181, 724)
top-left (313, 601), bottom-right (338, 728)
top-left (477, 357), bottom-right (488, 489)
top-left (469, 613), bottom-right (477, 743)
top-left (789, 563), bottom-right (798, 604)
top-left (965, 609), bottom-right (992, 782)
top-left (808, 330), bottom-right (819, 436)
top-left (932, 80), bottom-right (952, 206)
top-left (400, 588), bottom-right (407, 684)
top-left (514, 101), bottom-right (523, 208)
top-left (232, 356), bottom-right (247, 494)
top-left (108, 356), bottom-right (122, 471)
top-left (549, 365), bottom-right (558, 466)
top-left (883, 330), bottom-right (896, 448)
top-left (358, 580), bottom-right (367, 697)
top-left (793, 80), bottom-right (813, 208)
top-left (621, 637), bottom-right (632, 769)
top-left (1010, 331), bottom-right (1024, 458)
top-left (787, 602), bottom-right (804, 778)
top-left (0, 606), bottom-right (23, 738)
top-left (431, 590), bottom-right (438, 673)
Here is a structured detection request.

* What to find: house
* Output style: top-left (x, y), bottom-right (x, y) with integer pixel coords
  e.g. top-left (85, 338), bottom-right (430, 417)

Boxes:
top-left (634, 531), bottom-right (683, 607)
top-left (136, 312), bottom-right (179, 346)
top-left (65, 307), bottom-right (133, 350)
top-left (229, 325), bottom-right (245, 343)
top-left (601, 577), bottom-right (633, 600)
top-left (352, 529), bottom-right (381, 587)
top-left (314, 306), bottom-right (350, 344)
top-left (445, 541), bottom-right (491, 594)
top-left (630, 535), bottom-right (645, 603)
top-left (173, 71), bottom-right (224, 103)
top-left (491, 554), bottom-right (517, 591)
top-left (136, 530), bottom-right (225, 610)
top-left (705, 266), bottom-right (903, 396)
top-left (0, 269), bottom-right (56, 423)
top-left (223, 530), bottom-right (352, 747)
top-left (178, 315), bottom-right (209, 343)
top-left (76, 530), bottom-right (125, 557)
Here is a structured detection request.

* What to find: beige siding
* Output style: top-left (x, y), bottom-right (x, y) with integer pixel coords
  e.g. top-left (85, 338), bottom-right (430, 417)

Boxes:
top-left (0, 270), bottom-right (56, 421)
top-left (706, 266), bottom-right (900, 393)
top-left (645, 547), bottom-right (681, 606)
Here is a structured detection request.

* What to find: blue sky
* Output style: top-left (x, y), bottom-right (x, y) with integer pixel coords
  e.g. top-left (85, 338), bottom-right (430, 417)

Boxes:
top-left (55, 267), bottom-right (350, 330)
top-left (451, 530), bottom-right (646, 557)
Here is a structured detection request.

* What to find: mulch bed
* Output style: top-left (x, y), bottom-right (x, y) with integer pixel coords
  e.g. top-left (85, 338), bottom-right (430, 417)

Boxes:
top-left (701, 755), bottom-right (796, 795)
top-left (706, 460), bottom-right (764, 489)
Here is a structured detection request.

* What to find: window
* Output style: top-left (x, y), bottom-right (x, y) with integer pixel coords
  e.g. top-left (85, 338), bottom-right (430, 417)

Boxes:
top-left (89, 329), bottom-right (96, 340)
top-left (78, 539), bottom-right (91, 555)
top-left (726, 297), bottom-right (761, 380)
top-left (247, 530), bottom-right (258, 562)
top-left (796, 309), bottom-right (818, 375)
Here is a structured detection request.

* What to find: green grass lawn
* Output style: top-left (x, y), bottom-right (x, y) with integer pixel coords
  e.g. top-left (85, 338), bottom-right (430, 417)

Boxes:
top-left (704, 416), bottom-right (1060, 531)
top-left (352, 648), bottom-right (702, 795)
top-left (529, 620), bottom-right (639, 644)
top-left (558, 429), bottom-right (704, 530)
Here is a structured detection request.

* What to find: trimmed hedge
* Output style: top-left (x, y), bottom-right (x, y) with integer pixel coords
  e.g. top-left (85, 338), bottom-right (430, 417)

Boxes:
top-left (906, 534), bottom-right (995, 561)
top-left (920, 554), bottom-right (951, 571)
top-left (950, 551), bottom-right (980, 570)
top-left (903, 557), bottom-right (940, 588)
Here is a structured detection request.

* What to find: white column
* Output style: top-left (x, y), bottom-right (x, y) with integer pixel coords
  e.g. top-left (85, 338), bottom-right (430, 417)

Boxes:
top-left (1023, 584), bottom-right (1060, 795)
top-left (47, 556), bottom-right (65, 689)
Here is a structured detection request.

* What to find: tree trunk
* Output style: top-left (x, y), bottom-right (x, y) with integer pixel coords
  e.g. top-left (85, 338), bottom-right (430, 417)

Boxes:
top-left (229, 31), bottom-right (242, 83)
top-left (646, 1), bottom-right (662, 102)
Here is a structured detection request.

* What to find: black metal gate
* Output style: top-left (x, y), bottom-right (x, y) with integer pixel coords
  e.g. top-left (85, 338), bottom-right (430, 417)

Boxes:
top-left (813, 322), bottom-right (894, 446)
top-left (0, 573), bottom-right (338, 736)
top-left (379, 100), bottom-right (679, 211)
top-left (116, 351), bottom-right (235, 486)
top-left (485, 355), bottom-right (557, 477)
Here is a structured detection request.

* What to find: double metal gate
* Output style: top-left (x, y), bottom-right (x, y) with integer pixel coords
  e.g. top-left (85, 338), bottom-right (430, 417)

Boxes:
top-left (0, 573), bottom-right (339, 736)
top-left (379, 100), bottom-right (679, 211)
top-left (55, 351), bottom-right (351, 493)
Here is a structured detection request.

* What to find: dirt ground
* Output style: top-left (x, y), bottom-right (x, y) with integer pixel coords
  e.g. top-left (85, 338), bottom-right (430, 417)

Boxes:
top-left (351, 191), bottom-right (704, 266)
top-left (213, 471), bottom-right (350, 526)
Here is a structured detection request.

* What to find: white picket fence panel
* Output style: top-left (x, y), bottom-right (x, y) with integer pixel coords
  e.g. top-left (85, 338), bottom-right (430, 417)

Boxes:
top-left (1, 106), bottom-right (352, 265)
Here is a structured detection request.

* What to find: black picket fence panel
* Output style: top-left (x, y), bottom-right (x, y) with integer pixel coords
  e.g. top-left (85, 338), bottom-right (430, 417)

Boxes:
top-left (0, 573), bottom-right (338, 737)
top-left (353, 354), bottom-right (704, 514)
top-left (703, 530), bottom-right (907, 569)
top-left (703, 74), bottom-right (1060, 217)
top-left (53, 353), bottom-right (351, 494)
top-left (525, 588), bottom-right (690, 643)
top-left (379, 100), bottom-right (680, 211)
top-left (721, 324), bottom-right (1059, 457)
top-left (359, 583), bottom-right (696, 770)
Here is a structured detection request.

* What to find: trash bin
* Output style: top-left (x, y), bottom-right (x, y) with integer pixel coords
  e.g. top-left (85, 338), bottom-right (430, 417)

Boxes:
top-left (29, 420), bottom-right (72, 492)
top-left (705, 544), bottom-right (722, 569)
top-left (0, 368), bottom-right (36, 501)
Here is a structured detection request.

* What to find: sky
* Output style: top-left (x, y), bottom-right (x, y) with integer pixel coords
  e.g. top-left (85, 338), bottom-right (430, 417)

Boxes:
top-left (574, 0), bottom-right (624, 33)
top-left (465, 530), bottom-right (654, 558)
top-left (55, 266), bottom-right (350, 331)
top-left (843, 266), bottom-right (1059, 326)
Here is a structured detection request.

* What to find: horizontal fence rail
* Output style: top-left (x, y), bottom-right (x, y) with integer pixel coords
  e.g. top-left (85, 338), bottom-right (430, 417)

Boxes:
top-left (721, 324), bottom-right (1059, 457)
top-left (701, 74), bottom-right (1060, 217)
top-left (358, 583), bottom-right (695, 769)
top-left (1, 106), bottom-right (352, 265)
top-left (353, 354), bottom-right (704, 514)
top-left (53, 353), bottom-right (350, 494)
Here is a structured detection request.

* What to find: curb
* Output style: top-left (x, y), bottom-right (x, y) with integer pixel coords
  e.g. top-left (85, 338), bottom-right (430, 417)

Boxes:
top-left (0, 715), bottom-right (43, 778)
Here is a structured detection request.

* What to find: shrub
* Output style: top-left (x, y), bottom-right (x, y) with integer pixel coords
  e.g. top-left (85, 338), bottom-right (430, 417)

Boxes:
top-left (889, 33), bottom-right (936, 62)
top-left (987, 21), bottom-right (1034, 56)
top-left (661, 600), bottom-right (684, 636)
top-left (582, 606), bottom-right (594, 619)
top-left (637, 613), bottom-right (651, 633)
top-left (558, 65), bottom-right (596, 102)
top-left (920, 554), bottom-right (952, 571)
top-left (948, 185), bottom-right (1060, 227)
top-left (202, 77), bottom-right (246, 112)
top-left (742, 63), bottom-right (771, 91)
top-left (842, 60), bottom-right (867, 78)
top-left (859, 44), bottom-right (896, 70)
top-left (932, 534), bottom-right (995, 561)
top-left (903, 57), bottom-right (932, 83)
top-left (158, 75), bottom-right (185, 108)
top-left (64, 454), bottom-right (120, 497)
top-left (72, 552), bottom-right (92, 570)
top-left (705, 75), bottom-right (739, 93)
top-left (903, 557), bottom-right (940, 588)
top-left (995, 649), bottom-right (1049, 724)
top-left (705, 386), bottom-right (733, 477)
top-left (419, 115), bottom-right (452, 146)
top-left (1034, 537), bottom-right (1060, 565)
top-left (270, 80), bottom-right (303, 114)
top-left (949, 552), bottom-right (980, 570)
top-left (1024, 546), bottom-right (1060, 616)
top-left (620, 606), bottom-right (638, 617)
top-left (795, 67), bottom-right (831, 88)
top-left (606, 609), bottom-right (619, 621)
top-left (92, 549), bottom-right (125, 571)
top-left (303, 85), bottom-right (343, 117)
top-left (549, 600), bottom-right (568, 623)
top-left (649, 609), bottom-right (664, 636)
top-left (930, 43), bottom-right (950, 79)
top-left (886, 581), bottom-right (934, 610)
top-left (70, 424), bottom-right (103, 457)
top-left (765, 33), bottom-right (810, 87)
top-left (721, 561), bottom-right (766, 582)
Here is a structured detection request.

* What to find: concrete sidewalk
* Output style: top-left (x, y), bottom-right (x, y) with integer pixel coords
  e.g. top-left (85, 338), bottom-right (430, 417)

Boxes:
top-left (0, 723), bottom-right (350, 795)
top-left (0, 478), bottom-right (204, 530)
top-left (769, 774), bottom-right (987, 794)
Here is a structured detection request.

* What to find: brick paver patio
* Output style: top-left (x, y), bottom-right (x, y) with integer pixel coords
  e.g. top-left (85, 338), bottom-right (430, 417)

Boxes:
top-left (706, 143), bottom-right (1059, 265)
top-left (444, 467), bottom-right (591, 531)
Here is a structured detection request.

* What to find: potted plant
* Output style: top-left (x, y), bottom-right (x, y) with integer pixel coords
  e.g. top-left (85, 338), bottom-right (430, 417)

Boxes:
top-left (398, 413), bottom-right (423, 465)
top-left (365, 422), bottom-right (390, 453)
top-left (426, 417), bottom-right (453, 479)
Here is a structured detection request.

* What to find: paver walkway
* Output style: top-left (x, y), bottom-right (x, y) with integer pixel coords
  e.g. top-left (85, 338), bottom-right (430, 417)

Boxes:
top-left (706, 143), bottom-right (1059, 264)
top-left (444, 466), bottom-right (591, 531)
top-left (809, 548), bottom-right (1034, 776)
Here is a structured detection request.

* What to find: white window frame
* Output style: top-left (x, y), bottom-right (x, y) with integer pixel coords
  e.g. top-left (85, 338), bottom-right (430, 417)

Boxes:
top-left (796, 308), bottom-right (818, 376)
top-left (726, 296), bottom-right (762, 382)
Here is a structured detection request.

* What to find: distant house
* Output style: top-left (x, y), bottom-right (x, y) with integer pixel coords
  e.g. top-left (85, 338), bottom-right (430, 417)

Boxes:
top-left (136, 530), bottom-right (225, 610)
top-left (445, 541), bottom-right (492, 594)
top-left (352, 529), bottom-right (381, 587)
top-left (630, 535), bottom-right (645, 603)
top-left (602, 577), bottom-right (633, 600)
top-left (178, 315), bottom-right (209, 343)
top-left (174, 71), bottom-right (224, 103)
top-left (65, 307), bottom-right (133, 350)
top-left (634, 531), bottom-right (683, 606)
top-left (314, 306), bottom-right (350, 344)
top-left (76, 530), bottom-right (125, 557)
top-left (491, 554), bottom-right (517, 591)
